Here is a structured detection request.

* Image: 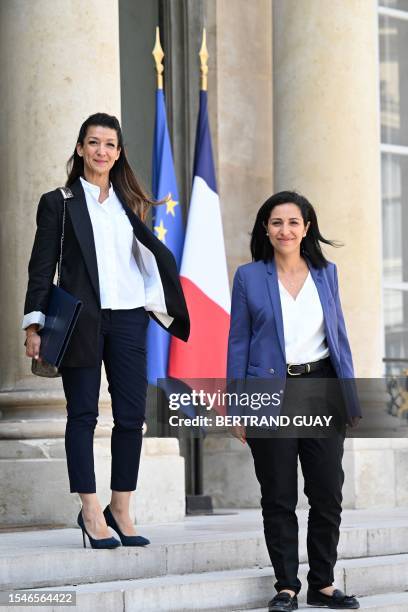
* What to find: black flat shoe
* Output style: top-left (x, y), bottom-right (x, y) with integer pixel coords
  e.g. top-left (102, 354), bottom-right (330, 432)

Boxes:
top-left (103, 505), bottom-right (150, 546)
top-left (268, 592), bottom-right (298, 611)
top-left (77, 509), bottom-right (121, 549)
top-left (307, 588), bottom-right (360, 609)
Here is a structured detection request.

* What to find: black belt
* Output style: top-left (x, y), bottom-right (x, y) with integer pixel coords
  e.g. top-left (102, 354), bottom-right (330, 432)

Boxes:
top-left (286, 357), bottom-right (330, 376)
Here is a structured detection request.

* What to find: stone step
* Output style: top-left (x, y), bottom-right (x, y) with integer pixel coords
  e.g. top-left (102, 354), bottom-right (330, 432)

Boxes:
top-left (1, 509), bottom-right (408, 590)
top-left (239, 591), bottom-right (408, 611)
top-left (1, 557), bottom-right (408, 612)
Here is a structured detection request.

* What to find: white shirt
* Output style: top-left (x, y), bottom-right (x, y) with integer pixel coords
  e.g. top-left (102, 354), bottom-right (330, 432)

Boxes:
top-left (80, 176), bottom-right (145, 309)
top-left (279, 272), bottom-right (330, 364)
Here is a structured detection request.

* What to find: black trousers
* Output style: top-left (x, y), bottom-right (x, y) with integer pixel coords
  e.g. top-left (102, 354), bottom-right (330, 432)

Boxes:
top-left (60, 307), bottom-right (149, 493)
top-left (247, 359), bottom-right (345, 594)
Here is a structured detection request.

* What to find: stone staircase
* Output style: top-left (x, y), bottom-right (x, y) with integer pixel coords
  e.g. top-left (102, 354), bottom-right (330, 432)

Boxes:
top-left (0, 508), bottom-right (407, 611)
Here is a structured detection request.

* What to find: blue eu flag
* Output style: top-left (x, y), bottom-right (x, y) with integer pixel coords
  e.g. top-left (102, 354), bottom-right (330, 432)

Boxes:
top-left (147, 88), bottom-right (184, 384)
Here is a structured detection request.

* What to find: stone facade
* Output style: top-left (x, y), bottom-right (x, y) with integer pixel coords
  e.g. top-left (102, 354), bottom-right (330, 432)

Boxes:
top-left (0, 0), bottom-right (406, 526)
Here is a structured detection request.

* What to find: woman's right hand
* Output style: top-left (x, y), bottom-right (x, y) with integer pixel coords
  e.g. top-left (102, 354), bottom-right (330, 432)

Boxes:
top-left (25, 328), bottom-right (42, 361)
top-left (230, 424), bottom-right (247, 445)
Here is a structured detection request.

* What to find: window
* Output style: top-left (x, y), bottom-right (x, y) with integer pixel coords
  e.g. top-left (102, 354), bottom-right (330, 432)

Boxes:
top-left (379, 2), bottom-right (408, 368)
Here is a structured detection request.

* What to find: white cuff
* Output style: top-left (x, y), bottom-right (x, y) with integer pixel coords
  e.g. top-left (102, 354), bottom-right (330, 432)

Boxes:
top-left (22, 311), bottom-right (46, 331)
top-left (151, 311), bottom-right (174, 329)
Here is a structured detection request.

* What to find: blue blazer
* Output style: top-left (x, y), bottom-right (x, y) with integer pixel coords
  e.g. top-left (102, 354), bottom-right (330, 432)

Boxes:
top-left (227, 258), bottom-right (361, 418)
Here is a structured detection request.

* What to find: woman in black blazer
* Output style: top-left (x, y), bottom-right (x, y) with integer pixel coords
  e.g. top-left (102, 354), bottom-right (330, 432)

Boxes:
top-left (23, 113), bottom-right (189, 549)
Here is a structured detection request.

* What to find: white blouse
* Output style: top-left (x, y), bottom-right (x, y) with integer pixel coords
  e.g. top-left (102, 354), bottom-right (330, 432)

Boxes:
top-left (80, 177), bottom-right (145, 310)
top-left (278, 272), bottom-right (330, 364)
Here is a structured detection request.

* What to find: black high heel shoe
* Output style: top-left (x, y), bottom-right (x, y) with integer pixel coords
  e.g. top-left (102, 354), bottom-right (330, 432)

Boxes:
top-left (103, 504), bottom-right (150, 546)
top-left (77, 509), bottom-right (121, 549)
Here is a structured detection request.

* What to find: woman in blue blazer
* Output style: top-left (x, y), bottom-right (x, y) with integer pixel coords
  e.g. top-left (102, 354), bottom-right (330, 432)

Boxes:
top-left (227, 191), bottom-right (360, 611)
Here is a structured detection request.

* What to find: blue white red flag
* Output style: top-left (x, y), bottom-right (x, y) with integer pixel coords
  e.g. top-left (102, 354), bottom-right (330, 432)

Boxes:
top-left (168, 90), bottom-right (230, 380)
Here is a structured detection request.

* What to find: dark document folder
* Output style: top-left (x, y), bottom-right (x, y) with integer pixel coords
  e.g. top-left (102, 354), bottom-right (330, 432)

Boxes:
top-left (39, 285), bottom-right (83, 367)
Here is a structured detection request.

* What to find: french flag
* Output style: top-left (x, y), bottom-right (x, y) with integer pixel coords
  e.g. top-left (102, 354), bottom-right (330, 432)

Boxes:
top-left (168, 90), bottom-right (230, 379)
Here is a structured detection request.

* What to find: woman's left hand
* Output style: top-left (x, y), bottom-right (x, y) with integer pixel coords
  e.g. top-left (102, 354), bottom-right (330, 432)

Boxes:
top-left (347, 416), bottom-right (361, 428)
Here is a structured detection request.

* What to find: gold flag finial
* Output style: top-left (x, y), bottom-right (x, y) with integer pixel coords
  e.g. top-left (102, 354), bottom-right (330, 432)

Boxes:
top-left (152, 26), bottom-right (164, 90)
top-left (199, 28), bottom-right (209, 91)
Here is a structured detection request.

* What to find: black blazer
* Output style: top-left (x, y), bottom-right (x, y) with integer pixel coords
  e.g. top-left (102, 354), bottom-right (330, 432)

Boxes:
top-left (24, 178), bottom-right (190, 367)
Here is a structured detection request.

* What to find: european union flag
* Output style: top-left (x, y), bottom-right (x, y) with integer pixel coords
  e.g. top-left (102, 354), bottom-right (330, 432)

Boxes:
top-left (147, 88), bottom-right (184, 384)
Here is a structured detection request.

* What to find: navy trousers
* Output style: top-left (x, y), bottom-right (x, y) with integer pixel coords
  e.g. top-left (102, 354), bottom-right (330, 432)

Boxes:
top-left (60, 307), bottom-right (149, 493)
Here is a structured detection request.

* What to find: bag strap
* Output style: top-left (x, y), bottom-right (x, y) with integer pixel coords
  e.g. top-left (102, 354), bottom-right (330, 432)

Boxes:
top-left (57, 187), bottom-right (74, 287)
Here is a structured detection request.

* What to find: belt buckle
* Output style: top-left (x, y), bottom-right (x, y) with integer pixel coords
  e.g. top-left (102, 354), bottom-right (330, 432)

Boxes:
top-left (287, 364), bottom-right (302, 376)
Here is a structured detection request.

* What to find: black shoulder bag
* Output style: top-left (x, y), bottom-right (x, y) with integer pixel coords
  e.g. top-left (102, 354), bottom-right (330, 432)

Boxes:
top-left (31, 187), bottom-right (83, 377)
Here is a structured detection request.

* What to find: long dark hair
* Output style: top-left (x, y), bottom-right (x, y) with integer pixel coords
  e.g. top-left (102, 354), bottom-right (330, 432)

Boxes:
top-left (66, 112), bottom-right (155, 220)
top-left (250, 191), bottom-right (341, 268)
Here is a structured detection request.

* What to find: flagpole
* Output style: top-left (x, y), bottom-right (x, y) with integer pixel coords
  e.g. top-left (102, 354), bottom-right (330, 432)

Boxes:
top-left (152, 26), bottom-right (164, 90)
top-left (185, 27), bottom-right (215, 514)
top-left (199, 28), bottom-right (208, 92)
top-left (149, 26), bottom-right (168, 438)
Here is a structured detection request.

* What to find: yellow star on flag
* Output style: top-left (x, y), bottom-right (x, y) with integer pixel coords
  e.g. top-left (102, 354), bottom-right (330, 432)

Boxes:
top-left (154, 219), bottom-right (168, 243)
top-left (166, 197), bottom-right (179, 217)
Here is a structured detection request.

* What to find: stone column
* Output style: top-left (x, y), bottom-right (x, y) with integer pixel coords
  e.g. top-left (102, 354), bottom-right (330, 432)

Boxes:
top-left (203, 0), bottom-right (274, 505)
top-left (214, 0), bottom-right (273, 277)
top-left (273, 0), bottom-right (382, 378)
top-left (0, 0), bottom-right (121, 392)
top-left (0, 0), bottom-right (185, 526)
